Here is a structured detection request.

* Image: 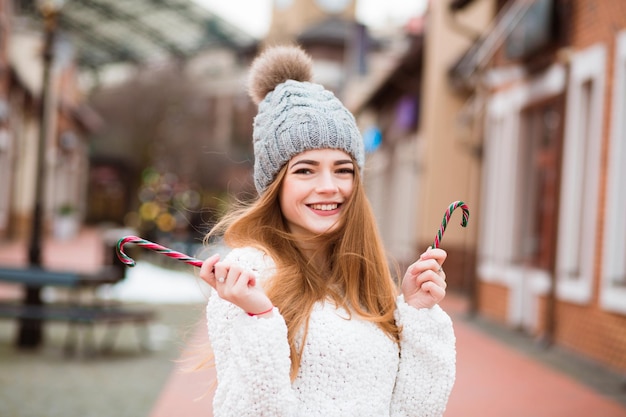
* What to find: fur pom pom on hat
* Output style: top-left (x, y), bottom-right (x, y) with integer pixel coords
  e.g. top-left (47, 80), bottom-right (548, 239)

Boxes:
top-left (248, 45), bottom-right (365, 194)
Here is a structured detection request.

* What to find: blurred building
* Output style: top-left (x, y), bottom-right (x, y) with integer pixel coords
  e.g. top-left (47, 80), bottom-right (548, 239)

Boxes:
top-left (347, 1), bottom-right (493, 293)
top-left (264, 0), bottom-right (370, 94)
top-left (0, 0), bottom-right (99, 241)
top-left (75, 2), bottom-right (259, 239)
top-left (266, 0), bottom-right (357, 47)
top-left (0, 0), bottom-right (259, 243)
top-left (448, 0), bottom-right (626, 374)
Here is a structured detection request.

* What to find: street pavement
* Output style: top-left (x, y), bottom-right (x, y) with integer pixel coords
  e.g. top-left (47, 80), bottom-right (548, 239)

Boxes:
top-left (1, 228), bottom-right (626, 417)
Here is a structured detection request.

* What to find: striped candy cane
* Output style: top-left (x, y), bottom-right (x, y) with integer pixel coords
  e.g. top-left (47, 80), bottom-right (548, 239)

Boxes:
top-left (432, 201), bottom-right (470, 249)
top-left (116, 235), bottom-right (203, 268)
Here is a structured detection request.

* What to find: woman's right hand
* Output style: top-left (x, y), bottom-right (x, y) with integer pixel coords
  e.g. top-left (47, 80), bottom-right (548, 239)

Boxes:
top-left (200, 254), bottom-right (274, 317)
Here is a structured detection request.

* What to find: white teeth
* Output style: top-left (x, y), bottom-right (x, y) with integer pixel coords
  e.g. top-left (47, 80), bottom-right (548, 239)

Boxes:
top-left (310, 203), bottom-right (338, 211)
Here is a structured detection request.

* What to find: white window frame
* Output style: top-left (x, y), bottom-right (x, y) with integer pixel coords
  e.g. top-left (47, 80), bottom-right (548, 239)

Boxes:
top-left (601, 31), bottom-right (626, 314)
top-left (480, 65), bottom-right (566, 279)
top-left (479, 64), bottom-right (565, 327)
top-left (479, 107), bottom-right (519, 281)
top-left (555, 44), bottom-right (606, 304)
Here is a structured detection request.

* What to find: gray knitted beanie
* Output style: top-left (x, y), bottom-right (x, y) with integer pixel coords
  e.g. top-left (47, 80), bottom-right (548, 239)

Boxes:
top-left (248, 45), bottom-right (365, 194)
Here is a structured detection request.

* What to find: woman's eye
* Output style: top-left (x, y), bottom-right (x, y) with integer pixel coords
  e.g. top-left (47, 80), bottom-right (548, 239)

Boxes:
top-left (337, 168), bottom-right (354, 175)
top-left (293, 168), bottom-right (313, 174)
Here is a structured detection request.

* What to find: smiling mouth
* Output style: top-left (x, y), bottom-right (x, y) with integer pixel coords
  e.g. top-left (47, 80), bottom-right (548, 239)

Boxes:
top-left (309, 203), bottom-right (339, 211)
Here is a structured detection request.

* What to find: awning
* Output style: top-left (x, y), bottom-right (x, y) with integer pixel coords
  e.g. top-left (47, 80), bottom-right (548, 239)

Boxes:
top-left (448, 0), bottom-right (535, 90)
top-left (13, 0), bottom-right (258, 69)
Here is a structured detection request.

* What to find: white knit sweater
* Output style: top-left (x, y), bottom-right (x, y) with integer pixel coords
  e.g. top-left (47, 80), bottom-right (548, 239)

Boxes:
top-left (206, 247), bottom-right (456, 417)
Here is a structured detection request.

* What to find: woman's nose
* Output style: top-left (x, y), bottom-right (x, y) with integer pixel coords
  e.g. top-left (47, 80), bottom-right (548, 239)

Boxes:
top-left (315, 171), bottom-right (339, 193)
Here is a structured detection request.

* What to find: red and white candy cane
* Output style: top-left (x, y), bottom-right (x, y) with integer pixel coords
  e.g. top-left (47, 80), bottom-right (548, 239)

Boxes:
top-left (116, 235), bottom-right (203, 268)
top-left (431, 201), bottom-right (470, 249)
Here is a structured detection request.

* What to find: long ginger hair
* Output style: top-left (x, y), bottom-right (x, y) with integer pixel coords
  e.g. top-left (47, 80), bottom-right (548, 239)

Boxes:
top-left (207, 162), bottom-right (401, 380)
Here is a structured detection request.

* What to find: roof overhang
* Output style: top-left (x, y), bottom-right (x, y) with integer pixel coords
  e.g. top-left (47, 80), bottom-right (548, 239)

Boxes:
top-left (13, 0), bottom-right (258, 70)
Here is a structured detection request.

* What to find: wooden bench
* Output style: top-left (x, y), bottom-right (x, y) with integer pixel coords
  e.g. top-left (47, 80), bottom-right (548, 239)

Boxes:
top-left (0, 302), bottom-right (155, 355)
top-left (0, 266), bottom-right (156, 355)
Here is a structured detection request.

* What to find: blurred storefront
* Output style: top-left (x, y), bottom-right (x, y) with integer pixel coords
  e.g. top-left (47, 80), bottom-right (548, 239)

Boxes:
top-left (0, 2), bottom-right (98, 241)
top-left (449, 0), bottom-right (626, 374)
top-left (0, 0), bottom-right (258, 243)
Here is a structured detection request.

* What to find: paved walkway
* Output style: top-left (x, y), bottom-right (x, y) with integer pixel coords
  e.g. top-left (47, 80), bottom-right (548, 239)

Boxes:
top-left (2, 229), bottom-right (625, 416)
top-left (446, 303), bottom-right (626, 417)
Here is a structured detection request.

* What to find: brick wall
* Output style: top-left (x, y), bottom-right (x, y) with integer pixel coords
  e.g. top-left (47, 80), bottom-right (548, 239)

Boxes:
top-left (555, 302), bottom-right (626, 372)
top-left (445, 0), bottom-right (626, 375)
top-left (556, 0), bottom-right (626, 374)
top-left (477, 281), bottom-right (509, 324)
top-left (481, 0), bottom-right (626, 374)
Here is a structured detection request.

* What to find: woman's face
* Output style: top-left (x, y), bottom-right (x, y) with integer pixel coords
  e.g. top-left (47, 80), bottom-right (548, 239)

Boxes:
top-left (279, 148), bottom-right (355, 239)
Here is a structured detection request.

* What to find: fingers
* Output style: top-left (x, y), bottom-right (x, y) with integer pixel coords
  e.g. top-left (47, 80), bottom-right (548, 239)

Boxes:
top-left (213, 264), bottom-right (256, 295)
top-left (415, 268), bottom-right (447, 291)
top-left (405, 247), bottom-right (447, 284)
top-left (201, 257), bottom-right (270, 315)
top-left (401, 268), bottom-right (447, 309)
top-left (212, 264), bottom-right (267, 314)
top-left (200, 255), bottom-right (258, 291)
top-left (406, 248), bottom-right (447, 277)
top-left (401, 248), bottom-right (449, 308)
top-left (199, 254), bottom-right (221, 288)
top-left (419, 279), bottom-right (446, 302)
top-left (420, 247), bottom-right (447, 267)
top-left (408, 258), bottom-right (444, 277)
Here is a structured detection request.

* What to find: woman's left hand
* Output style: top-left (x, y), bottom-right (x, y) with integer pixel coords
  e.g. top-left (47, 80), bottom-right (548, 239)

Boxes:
top-left (401, 247), bottom-right (448, 309)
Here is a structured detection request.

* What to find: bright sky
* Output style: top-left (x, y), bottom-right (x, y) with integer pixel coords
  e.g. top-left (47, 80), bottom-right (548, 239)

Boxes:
top-left (194, 0), bottom-right (428, 38)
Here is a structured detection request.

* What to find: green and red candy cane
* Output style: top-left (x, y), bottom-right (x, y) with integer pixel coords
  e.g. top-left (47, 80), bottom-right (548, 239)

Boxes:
top-left (431, 201), bottom-right (470, 249)
top-left (116, 235), bottom-right (203, 268)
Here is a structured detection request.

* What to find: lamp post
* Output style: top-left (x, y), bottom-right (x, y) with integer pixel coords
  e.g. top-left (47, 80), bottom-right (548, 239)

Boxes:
top-left (18, 0), bottom-right (65, 348)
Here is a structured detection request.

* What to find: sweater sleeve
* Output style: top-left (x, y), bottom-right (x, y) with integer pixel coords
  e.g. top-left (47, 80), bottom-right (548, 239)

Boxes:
top-left (205, 247), bottom-right (299, 417)
top-left (390, 296), bottom-right (456, 417)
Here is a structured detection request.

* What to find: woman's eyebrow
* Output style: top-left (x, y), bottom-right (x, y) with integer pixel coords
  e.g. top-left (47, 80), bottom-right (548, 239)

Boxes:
top-left (290, 159), bottom-right (354, 169)
top-left (290, 159), bottom-right (319, 168)
top-left (334, 160), bottom-right (353, 166)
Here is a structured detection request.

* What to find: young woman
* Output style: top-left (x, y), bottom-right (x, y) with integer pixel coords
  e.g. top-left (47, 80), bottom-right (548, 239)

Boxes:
top-left (199, 45), bottom-right (455, 417)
